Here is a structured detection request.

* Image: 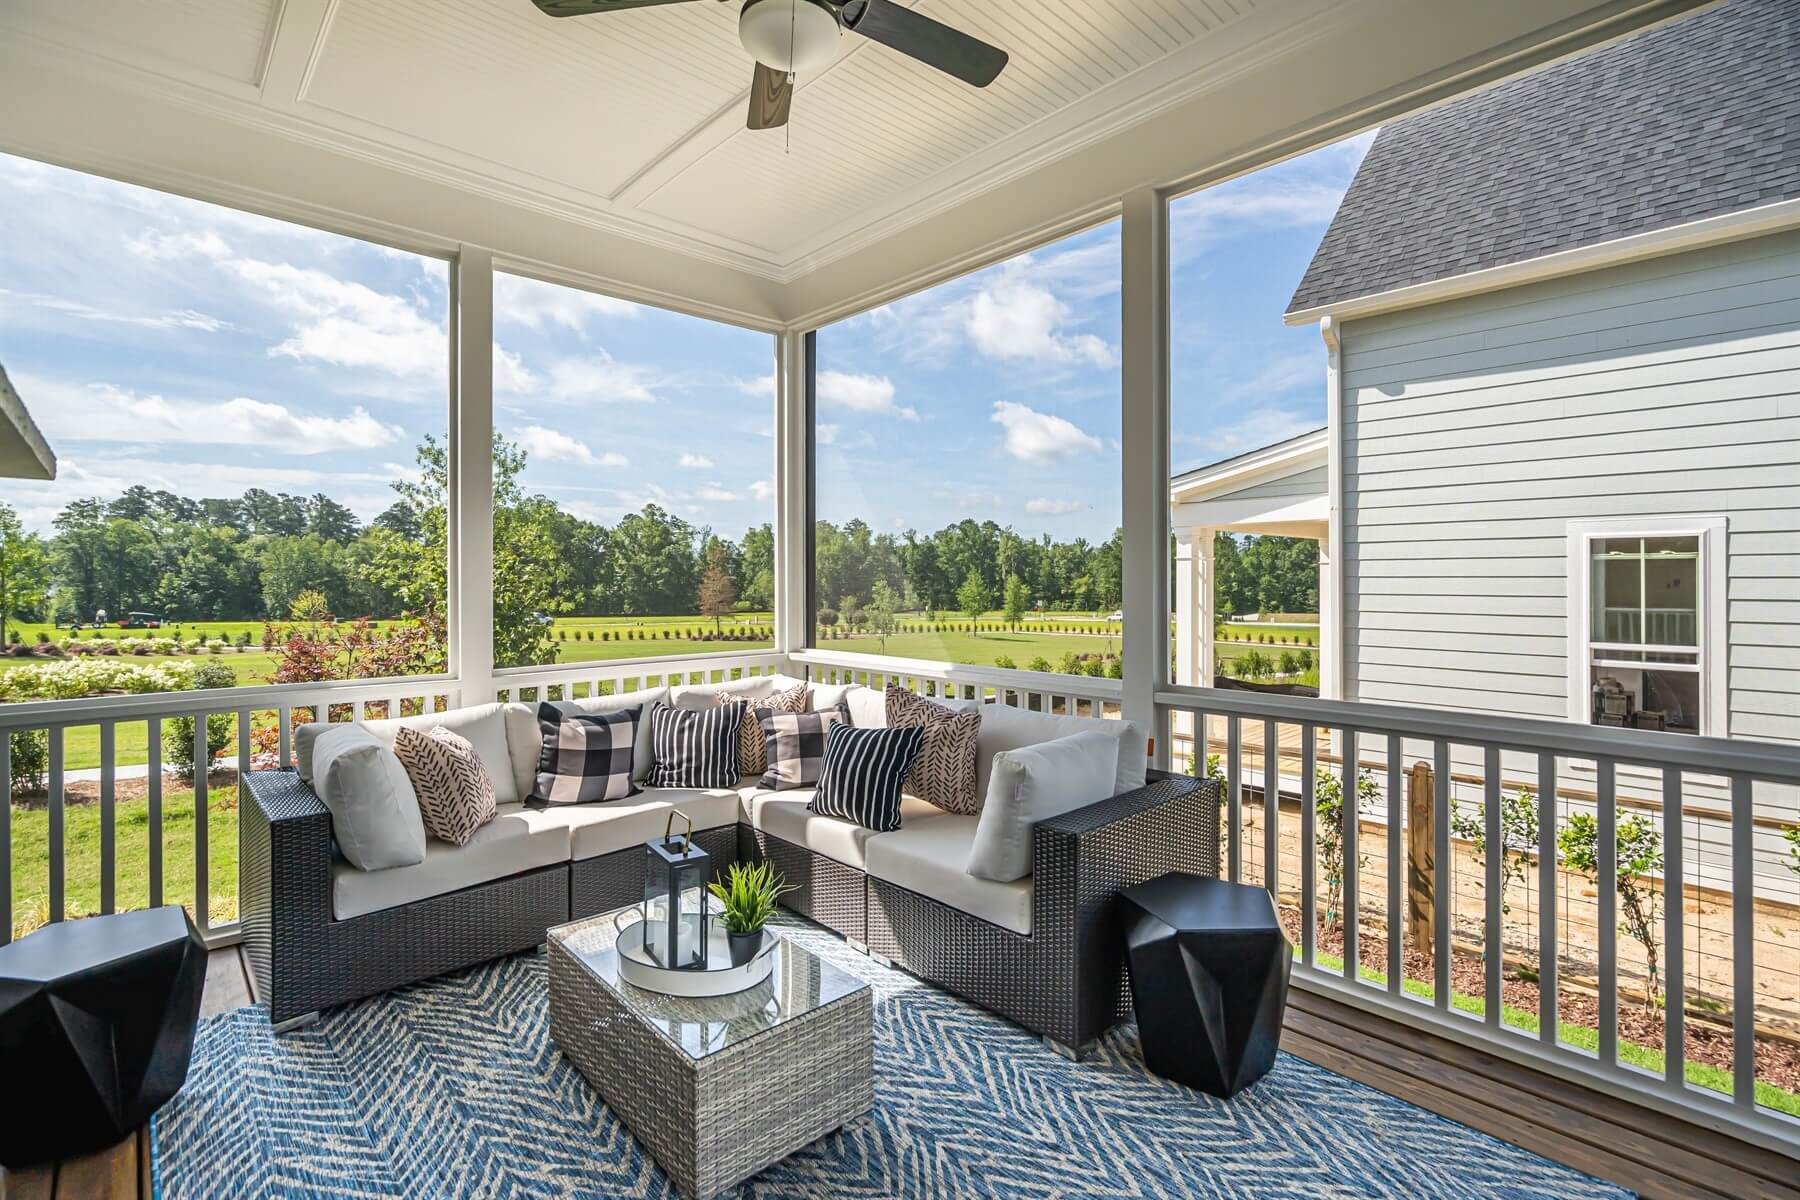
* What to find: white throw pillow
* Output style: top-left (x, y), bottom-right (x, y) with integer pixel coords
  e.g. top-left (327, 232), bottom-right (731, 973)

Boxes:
top-left (671, 673), bottom-right (778, 709)
top-left (312, 725), bottom-right (428, 872)
top-left (841, 684), bottom-right (887, 729)
top-left (296, 702), bottom-right (520, 805)
top-left (971, 705), bottom-right (1146, 801)
top-left (503, 686), bottom-right (669, 793)
top-left (966, 731), bottom-right (1119, 883)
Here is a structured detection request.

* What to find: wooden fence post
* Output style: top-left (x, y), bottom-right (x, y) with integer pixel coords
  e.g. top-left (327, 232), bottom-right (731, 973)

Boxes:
top-left (1407, 760), bottom-right (1435, 953)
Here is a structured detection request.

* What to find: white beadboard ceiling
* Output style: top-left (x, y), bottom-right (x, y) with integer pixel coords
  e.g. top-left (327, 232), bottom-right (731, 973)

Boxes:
top-left (0, 0), bottom-right (1269, 277)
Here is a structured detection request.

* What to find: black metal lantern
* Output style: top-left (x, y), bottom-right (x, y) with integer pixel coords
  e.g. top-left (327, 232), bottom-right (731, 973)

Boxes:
top-left (643, 811), bottom-right (711, 970)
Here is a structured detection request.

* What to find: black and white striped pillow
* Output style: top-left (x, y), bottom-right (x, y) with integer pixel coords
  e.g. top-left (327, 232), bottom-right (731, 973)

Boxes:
top-left (808, 723), bottom-right (926, 832)
top-left (645, 700), bottom-right (747, 790)
top-left (530, 703), bottom-right (639, 805)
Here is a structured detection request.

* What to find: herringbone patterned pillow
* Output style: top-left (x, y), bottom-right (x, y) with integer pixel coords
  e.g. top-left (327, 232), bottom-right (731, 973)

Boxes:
top-left (726, 680), bottom-right (810, 777)
top-left (884, 684), bottom-right (982, 815)
top-left (393, 725), bottom-right (497, 846)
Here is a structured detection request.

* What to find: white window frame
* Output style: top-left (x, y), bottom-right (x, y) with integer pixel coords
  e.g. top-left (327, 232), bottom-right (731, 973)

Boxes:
top-left (1566, 515), bottom-right (1727, 737)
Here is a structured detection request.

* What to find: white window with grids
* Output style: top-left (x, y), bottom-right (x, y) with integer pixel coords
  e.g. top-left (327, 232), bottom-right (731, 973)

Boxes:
top-left (1566, 517), bottom-right (1727, 737)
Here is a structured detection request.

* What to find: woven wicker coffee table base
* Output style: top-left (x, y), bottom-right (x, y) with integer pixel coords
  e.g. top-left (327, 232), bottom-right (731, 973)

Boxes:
top-left (548, 914), bottom-right (873, 1200)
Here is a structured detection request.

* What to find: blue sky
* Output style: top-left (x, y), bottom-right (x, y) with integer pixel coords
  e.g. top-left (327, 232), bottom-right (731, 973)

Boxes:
top-left (0, 133), bottom-right (1368, 544)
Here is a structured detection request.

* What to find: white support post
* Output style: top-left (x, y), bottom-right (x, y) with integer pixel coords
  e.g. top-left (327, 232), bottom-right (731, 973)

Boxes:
top-left (1120, 187), bottom-right (1170, 761)
top-left (452, 247), bottom-right (496, 704)
top-left (1320, 314), bottom-right (1345, 702)
top-left (1198, 528), bottom-right (1215, 685)
top-left (773, 329), bottom-right (811, 663)
top-left (1174, 527), bottom-right (1198, 687)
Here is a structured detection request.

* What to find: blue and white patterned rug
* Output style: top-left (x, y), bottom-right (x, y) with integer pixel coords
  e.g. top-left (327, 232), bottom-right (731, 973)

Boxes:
top-left (152, 918), bottom-right (1633, 1199)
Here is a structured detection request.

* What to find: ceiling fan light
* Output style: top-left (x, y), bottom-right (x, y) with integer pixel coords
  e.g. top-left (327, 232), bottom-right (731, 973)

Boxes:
top-left (739, 0), bottom-right (841, 76)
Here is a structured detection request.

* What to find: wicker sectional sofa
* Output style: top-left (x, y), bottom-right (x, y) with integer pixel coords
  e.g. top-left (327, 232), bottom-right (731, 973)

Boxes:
top-left (239, 675), bottom-right (1221, 1056)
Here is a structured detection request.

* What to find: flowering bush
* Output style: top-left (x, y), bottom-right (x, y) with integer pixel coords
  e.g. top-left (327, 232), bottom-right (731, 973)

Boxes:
top-left (264, 609), bottom-right (446, 686)
top-left (0, 658), bottom-right (196, 703)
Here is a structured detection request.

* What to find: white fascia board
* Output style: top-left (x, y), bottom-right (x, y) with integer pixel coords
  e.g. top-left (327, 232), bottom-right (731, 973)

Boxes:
top-left (1285, 196), bottom-right (1800, 328)
top-left (1170, 429), bottom-right (1329, 504)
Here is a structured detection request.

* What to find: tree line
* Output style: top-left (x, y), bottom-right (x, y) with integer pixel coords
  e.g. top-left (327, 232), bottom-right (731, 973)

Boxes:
top-left (0, 433), bottom-right (1319, 669)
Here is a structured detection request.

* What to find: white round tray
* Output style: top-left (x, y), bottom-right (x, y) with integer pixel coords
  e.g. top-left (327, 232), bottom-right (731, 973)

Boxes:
top-left (614, 917), bottom-right (778, 997)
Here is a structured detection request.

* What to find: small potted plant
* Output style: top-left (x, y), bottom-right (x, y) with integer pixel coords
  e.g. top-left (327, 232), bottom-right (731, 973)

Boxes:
top-left (708, 861), bottom-right (797, 966)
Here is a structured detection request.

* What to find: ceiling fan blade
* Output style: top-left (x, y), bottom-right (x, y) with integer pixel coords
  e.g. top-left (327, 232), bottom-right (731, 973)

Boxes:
top-left (839, 0), bottom-right (1007, 87)
top-left (747, 61), bottom-right (793, 130)
top-left (530, 0), bottom-right (703, 16)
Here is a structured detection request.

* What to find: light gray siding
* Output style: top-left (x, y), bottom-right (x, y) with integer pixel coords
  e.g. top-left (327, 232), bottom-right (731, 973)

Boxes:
top-left (1230, 464), bottom-right (1327, 504)
top-left (1341, 226), bottom-right (1800, 744)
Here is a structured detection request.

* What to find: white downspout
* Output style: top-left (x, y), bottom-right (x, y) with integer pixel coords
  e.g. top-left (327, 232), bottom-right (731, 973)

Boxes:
top-left (1320, 314), bottom-right (1345, 703)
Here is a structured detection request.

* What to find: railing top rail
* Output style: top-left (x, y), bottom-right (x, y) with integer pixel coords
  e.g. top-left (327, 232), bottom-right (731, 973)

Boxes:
top-left (1156, 683), bottom-right (1800, 784)
top-left (791, 648), bottom-right (1123, 698)
top-left (492, 649), bottom-right (787, 680)
top-left (0, 673), bottom-right (459, 728)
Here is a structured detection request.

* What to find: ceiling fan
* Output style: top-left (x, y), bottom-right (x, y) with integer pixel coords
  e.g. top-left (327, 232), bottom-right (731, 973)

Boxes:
top-left (531, 0), bottom-right (1009, 130)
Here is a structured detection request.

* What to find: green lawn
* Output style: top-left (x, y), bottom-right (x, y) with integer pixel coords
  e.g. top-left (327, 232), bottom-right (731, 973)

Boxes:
top-left (1310, 946), bottom-right (1800, 1116)
top-left (815, 628), bottom-right (1122, 670)
top-left (9, 784), bottom-right (239, 940)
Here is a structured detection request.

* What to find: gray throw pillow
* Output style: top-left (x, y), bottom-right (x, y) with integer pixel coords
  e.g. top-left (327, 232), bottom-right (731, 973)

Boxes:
top-left (311, 724), bottom-right (428, 871)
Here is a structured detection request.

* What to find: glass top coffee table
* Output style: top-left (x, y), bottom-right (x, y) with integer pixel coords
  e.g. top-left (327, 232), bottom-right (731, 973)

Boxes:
top-left (547, 910), bottom-right (873, 1200)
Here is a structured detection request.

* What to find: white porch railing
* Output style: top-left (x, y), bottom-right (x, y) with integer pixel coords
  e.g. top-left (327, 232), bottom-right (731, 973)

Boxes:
top-left (0, 674), bottom-right (461, 948)
top-left (791, 648), bottom-right (1122, 717)
top-left (1158, 682), bottom-right (1800, 1145)
top-left (492, 650), bottom-right (789, 704)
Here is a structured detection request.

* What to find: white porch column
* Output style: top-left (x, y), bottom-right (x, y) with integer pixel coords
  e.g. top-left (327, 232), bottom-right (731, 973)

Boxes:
top-left (1120, 187), bottom-right (1171, 762)
top-left (1173, 525), bottom-right (1213, 687)
top-left (451, 247), bottom-right (495, 705)
top-left (773, 329), bottom-right (811, 660)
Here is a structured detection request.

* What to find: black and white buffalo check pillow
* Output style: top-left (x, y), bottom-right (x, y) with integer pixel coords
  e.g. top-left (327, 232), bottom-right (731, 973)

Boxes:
top-left (758, 703), bottom-right (850, 791)
top-left (530, 702), bottom-right (639, 805)
top-left (808, 723), bottom-right (926, 832)
top-left (645, 700), bottom-right (747, 790)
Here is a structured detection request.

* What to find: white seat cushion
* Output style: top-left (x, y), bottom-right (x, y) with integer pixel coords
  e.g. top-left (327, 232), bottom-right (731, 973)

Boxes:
top-left (972, 705), bottom-right (1146, 801)
top-left (330, 802), bottom-right (572, 920)
top-left (742, 787), bottom-right (940, 870)
top-left (863, 816), bottom-right (1034, 936)
top-left (556, 786), bottom-right (742, 861)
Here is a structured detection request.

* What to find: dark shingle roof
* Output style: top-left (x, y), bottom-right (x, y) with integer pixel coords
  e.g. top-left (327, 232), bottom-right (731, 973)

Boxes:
top-left (1287, 0), bottom-right (1800, 315)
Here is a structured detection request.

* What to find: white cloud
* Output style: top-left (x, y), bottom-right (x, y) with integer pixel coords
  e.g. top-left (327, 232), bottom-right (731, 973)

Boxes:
top-left (126, 229), bottom-right (231, 263)
top-left (1221, 353), bottom-right (1322, 405)
top-left (991, 401), bottom-right (1102, 463)
top-left (698, 484), bottom-right (741, 502)
top-left (226, 258), bottom-right (448, 379)
top-left (0, 288), bottom-right (229, 333)
top-left (734, 373), bottom-right (776, 399)
top-left (1025, 498), bottom-right (1085, 515)
top-left (748, 479), bottom-right (775, 502)
top-left (818, 370), bottom-right (917, 420)
top-left (494, 346), bottom-right (538, 393)
top-left (515, 424), bottom-right (627, 468)
top-left (816, 424), bottom-right (839, 445)
top-left (967, 276), bottom-right (1117, 368)
top-left (546, 352), bottom-right (657, 404)
top-left (677, 453), bottom-right (715, 469)
top-left (26, 377), bottom-right (403, 454)
top-left (494, 273), bottom-right (638, 331)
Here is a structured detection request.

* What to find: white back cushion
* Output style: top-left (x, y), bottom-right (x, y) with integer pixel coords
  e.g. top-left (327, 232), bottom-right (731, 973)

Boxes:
top-left (297, 702), bottom-right (521, 805)
top-left (503, 686), bottom-right (669, 794)
top-left (670, 673), bottom-right (781, 709)
top-left (972, 705), bottom-right (1145, 801)
top-left (841, 684), bottom-right (886, 729)
top-left (966, 731), bottom-right (1119, 882)
top-left (312, 724), bottom-right (427, 871)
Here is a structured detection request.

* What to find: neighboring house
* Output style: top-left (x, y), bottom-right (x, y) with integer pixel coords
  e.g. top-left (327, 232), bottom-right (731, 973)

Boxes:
top-left (1176, 0), bottom-right (1800, 749)
top-left (1171, 0), bottom-right (1799, 903)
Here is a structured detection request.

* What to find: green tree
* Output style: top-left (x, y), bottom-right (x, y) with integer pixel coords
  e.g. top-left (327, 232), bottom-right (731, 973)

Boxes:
top-left (1314, 766), bottom-right (1377, 930)
top-left (867, 578), bottom-right (898, 653)
top-left (957, 568), bottom-right (991, 628)
top-left (1001, 573), bottom-right (1029, 628)
top-left (698, 540), bottom-right (737, 634)
top-left (257, 534), bottom-right (346, 619)
top-left (0, 504), bottom-right (50, 642)
top-left (163, 659), bottom-right (238, 782)
top-left (1559, 811), bottom-right (1665, 1005)
top-left (839, 593), bottom-right (864, 634)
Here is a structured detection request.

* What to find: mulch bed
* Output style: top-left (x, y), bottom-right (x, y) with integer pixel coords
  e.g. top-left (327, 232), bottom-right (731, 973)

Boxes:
top-left (10, 769), bottom-right (241, 810)
top-left (1279, 907), bottom-right (1800, 1094)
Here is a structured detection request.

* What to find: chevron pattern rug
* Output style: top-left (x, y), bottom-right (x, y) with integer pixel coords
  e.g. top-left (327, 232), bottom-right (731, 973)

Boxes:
top-left (152, 919), bottom-right (1633, 1199)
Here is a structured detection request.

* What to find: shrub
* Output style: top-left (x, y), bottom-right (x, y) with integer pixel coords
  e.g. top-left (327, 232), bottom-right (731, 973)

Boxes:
top-left (1059, 651), bottom-right (1083, 675)
top-left (9, 729), bottom-right (49, 796)
top-left (198, 631), bottom-right (209, 646)
top-left (993, 655), bottom-right (1017, 670)
top-left (817, 608), bottom-right (839, 629)
top-left (1105, 657), bottom-right (1123, 679)
top-left (1085, 657), bottom-right (1107, 678)
top-left (1314, 765), bottom-right (1378, 930)
top-left (1027, 656), bottom-right (1052, 673)
top-left (238, 630), bottom-right (252, 647)
top-left (163, 660), bottom-right (240, 782)
top-left (1560, 811), bottom-right (1665, 1004)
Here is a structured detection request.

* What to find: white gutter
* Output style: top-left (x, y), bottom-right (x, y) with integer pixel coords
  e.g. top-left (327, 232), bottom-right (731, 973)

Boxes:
top-left (1284, 195), bottom-right (1800, 327)
top-left (0, 363), bottom-right (55, 481)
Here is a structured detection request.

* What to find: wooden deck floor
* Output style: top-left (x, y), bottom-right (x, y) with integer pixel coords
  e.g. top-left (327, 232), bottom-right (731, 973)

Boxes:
top-left (4, 944), bottom-right (1794, 1200)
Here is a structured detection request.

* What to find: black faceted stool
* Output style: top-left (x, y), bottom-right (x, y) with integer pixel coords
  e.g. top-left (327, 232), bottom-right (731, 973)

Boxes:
top-left (1118, 873), bottom-right (1291, 1098)
top-left (0, 906), bottom-right (207, 1168)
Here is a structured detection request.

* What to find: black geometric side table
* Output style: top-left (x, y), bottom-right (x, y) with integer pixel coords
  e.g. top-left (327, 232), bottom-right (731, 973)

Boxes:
top-left (1117, 872), bottom-right (1291, 1098)
top-left (0, 906), bottom-right (207, 1168)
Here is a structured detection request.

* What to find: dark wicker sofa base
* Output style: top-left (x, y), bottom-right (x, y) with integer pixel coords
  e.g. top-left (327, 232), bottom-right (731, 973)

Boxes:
top-left (242, 768), bottom-right (1220, 1046)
